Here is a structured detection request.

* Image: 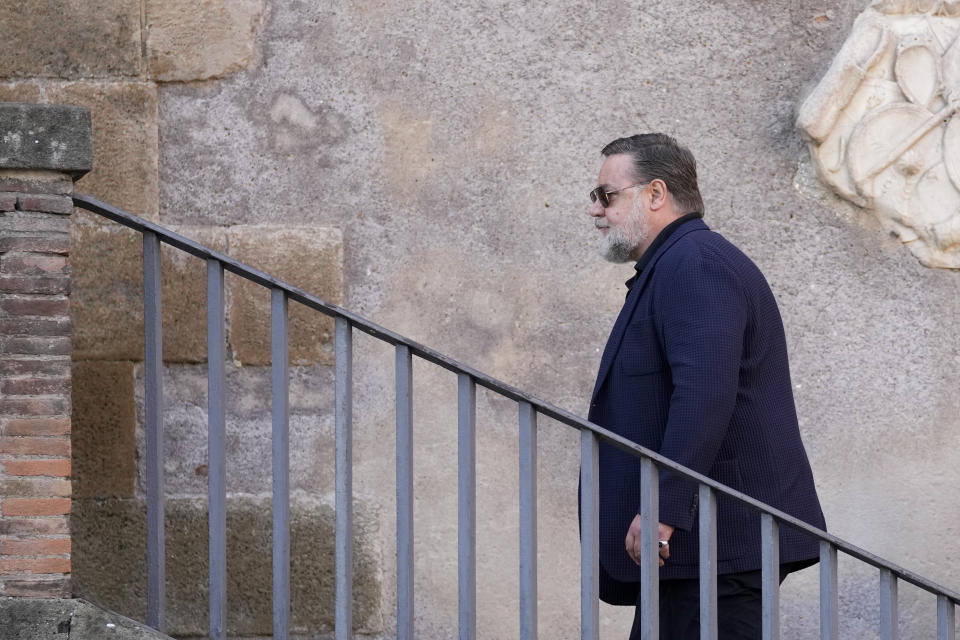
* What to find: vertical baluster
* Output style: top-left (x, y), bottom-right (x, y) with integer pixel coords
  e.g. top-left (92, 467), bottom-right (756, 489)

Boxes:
top-left (271, 289), bottom-right (290, 640)
top-left (395, 345), bottom-right (414, 640)
top-left (206, 259), bottom-right (227, 640)
top-left (880, 569), bottom-right (898, 640)
top-left (143, 231), bottom-right (165, 631)
top-left (937, 595), bottom-right (956, 640)
top-left (761, 514), bottom-right (780, 640)
top-left (820, 541), bottom-right (838, 640)
top-left (518, 402), bottom-right (537, 640)
top-left (335, 318), bottom-right (354, 640)
top-left (639, 458), bottom-right (659, 640)
top-left (580, 430), bottom-right (599, 640)
top-left (698, 485), bottom-right (717, 640)
top-left (458, 374), bottom-right (476, 640)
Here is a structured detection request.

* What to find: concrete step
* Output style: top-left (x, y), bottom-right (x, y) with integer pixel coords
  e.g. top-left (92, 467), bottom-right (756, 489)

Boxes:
top-left (0, 597), bottom-right (174, 640)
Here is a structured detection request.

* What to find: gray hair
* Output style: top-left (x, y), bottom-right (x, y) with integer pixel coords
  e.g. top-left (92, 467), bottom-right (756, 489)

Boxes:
top-left (601, 133), bottom-right (705, 215)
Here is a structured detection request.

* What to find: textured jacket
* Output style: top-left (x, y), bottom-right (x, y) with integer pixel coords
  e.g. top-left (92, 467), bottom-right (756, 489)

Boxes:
top-left (588, 217), bottom-right (825, 601)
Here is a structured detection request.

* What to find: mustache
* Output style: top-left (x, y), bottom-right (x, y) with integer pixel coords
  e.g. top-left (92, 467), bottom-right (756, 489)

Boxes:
top-left (594, 220), bottom-right (610, 229)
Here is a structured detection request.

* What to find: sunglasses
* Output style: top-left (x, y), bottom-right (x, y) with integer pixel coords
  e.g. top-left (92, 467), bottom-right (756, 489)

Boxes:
top-left (588, 183), bottom-right (646, 208)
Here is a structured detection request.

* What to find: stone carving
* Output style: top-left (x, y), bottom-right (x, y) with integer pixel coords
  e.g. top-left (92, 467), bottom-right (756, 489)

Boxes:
top-left (798, 0), bottom-right (960, 268)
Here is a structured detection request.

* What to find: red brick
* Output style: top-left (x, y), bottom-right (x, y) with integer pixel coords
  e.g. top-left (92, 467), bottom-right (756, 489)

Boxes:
top-left (0, 295), bottom-right (70, 317)
top-left (2, 498), bottom-right (71, 516)
top-left (0, 335), bottom-right (72, 356)
top-left (0, 397), bottom-right (69, 416)
top-left (0, 516), bottom-right (69, 535)
top-left (2, 577), bottom-right (71, 597)
top-left (0, 557), bottom-right (70, 573)
top-left (1, 460), bottom-right (71, 478)
top-left (0, 252), bottom-right (69, 276)
top-left (0, 358), bottom-right (71, 378)
top-left (1, 538), bottom-right (71, 556)
top-left (0, 475), bottom-right (72, 497)
top-left (3, 417), bottom-right (71, 436)
top-left (0, 274), bottom-right (70, 295)
top-left (0, 436), bottom-right (70, 456)
top-left (0, 377), bottom-right (71, 396)
top-left (1, 215), bottom-right (71, 235)
top-left (0, 193), bottom-right (17, 211)
top-left (16, 195), bottom-right (73, 215)
top-left (0, 317), bottom-right (71, 337)
top-left (0, 234), bottom-right (70, 254)
top-left (0, 176), bottom-right (73, 196)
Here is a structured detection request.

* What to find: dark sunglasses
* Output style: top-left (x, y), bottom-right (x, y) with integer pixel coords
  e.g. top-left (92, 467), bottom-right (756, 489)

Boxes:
top-left (588, 183), bottom-right (646, 208)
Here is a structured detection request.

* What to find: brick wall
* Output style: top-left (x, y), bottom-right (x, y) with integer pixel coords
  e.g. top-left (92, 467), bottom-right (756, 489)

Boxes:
top-left (0, 175), bottom-right (76, 597)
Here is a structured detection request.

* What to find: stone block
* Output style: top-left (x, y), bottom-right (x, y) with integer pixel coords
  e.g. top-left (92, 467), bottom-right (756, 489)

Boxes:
top-left (71, 361), bottom-right (136, 498)
top-left (133, 363), bottom-right (335, 497)
top-left (71, 214), bottom-right (228, 362)
top-left (70, 213), bottom-right (143, 361)
top-left (46, 82), bottom-right (158, 220)
top-left (228, 226), bottom-right (343, 366)
top-left (72, 494), bottom-right (382, 635)
top-left (0, 103), bottom-right (92, 178)
top-left (145, 0), bottom-right (265, 82)
top-left (0, 0), bottom-right (142, 79)
top-left (159, 226), bottom-right (229, 363)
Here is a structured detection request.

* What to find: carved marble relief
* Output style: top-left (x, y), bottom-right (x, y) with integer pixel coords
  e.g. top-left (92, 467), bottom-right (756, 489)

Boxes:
top-left (798, 0), bottom-right (960, 268)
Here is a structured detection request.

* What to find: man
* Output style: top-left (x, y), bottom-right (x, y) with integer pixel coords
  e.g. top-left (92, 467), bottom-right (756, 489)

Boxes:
top-left (586, 133), bottom-right (825, 639)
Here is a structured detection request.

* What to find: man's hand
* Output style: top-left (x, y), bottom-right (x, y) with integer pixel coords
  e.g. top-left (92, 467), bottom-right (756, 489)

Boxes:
top-left (625, 515), bottom-right (675, 567)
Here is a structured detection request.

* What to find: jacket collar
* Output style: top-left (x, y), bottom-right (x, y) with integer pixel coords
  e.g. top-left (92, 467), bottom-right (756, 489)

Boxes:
top-left (590, 218), bottom-right (708, 402)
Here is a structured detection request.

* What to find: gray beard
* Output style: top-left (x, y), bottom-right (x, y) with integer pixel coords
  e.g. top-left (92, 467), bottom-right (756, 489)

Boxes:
top-left (598, 197), bottom-right (649, 263)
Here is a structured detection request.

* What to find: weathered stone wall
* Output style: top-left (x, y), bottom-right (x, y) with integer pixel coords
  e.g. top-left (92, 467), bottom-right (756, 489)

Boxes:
top-left (3, 0), bottom-right (960, 638)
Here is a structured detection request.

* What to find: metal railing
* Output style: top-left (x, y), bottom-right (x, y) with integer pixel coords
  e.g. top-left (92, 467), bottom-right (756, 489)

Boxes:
top-left (72, 192), bottom-right (959, 640)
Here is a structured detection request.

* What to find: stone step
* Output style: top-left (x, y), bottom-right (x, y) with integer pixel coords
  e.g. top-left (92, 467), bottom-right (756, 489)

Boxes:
top-left (0, 597), bottom-right (175, 640)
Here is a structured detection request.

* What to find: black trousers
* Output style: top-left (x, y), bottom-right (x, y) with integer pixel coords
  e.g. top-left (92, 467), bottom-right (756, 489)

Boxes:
top-left (629, 571), bottom-right (767, 640)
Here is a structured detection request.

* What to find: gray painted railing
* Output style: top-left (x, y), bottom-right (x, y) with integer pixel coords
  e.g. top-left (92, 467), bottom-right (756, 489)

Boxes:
top-left (73, 193), bottom-right (959, 640)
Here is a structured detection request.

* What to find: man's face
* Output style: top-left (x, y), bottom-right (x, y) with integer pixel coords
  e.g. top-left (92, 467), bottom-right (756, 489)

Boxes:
top-left (589, 153), bottom-right (649, 263)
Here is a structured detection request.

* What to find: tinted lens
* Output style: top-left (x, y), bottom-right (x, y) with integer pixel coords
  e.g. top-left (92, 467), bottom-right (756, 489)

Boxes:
top-left (589, 187), bottom-right (608, 207)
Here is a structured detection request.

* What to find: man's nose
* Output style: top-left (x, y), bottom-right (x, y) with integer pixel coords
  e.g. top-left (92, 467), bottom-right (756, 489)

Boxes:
top-left (588, 199), bottom-right (604, 217)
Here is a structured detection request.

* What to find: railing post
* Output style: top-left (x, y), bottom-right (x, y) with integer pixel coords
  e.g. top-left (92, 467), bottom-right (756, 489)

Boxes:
top-left (458, 374), bottom-right (477, 640)
top-left (395, 345), bottom-right (414, 640)
top-left (761, 513), bottom-right (779, 640)
top-left (820, 541), bottom-right (838, 640)
top-left (580, 430), bottom-right (599, 640)
top-left (335, 317), bottom-right (354, 640)
top-left (518, 402), bottom-right (538, 640)
top-left (271, 289), bottom-right (290, 640)
top-left (206, 259), bottom-right (227, 640)
top-left (938, 595), bottom-right (956, 640)
top-left (880, 568), bottom-right (898, 640)
top-left (698, 484), bottom-right (718, 640)
top-left (143, 230), bottom-right (166, 632)
top-left (639, 458), bottom-right (659, 640)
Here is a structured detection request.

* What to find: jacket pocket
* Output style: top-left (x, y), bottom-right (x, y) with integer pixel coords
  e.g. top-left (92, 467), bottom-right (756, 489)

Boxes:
top-left (618, 317), bottom-right (667, 376)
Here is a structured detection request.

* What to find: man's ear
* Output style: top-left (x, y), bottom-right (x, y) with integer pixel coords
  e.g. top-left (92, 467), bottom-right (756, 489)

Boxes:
top-left (647, 179), bottom-right (669, 211)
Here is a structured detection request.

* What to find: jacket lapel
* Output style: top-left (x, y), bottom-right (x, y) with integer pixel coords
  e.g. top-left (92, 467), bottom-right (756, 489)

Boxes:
top-left (590, 219), bottom-right (707, 402)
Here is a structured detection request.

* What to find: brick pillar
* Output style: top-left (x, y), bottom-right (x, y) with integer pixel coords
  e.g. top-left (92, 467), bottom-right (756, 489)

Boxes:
top-left (0, 102), bottom-right (92, 598)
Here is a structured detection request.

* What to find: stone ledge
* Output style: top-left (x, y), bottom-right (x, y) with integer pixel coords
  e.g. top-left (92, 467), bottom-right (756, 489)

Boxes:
top-left (0, 103), bottom-right (92, 178)
top-left (0, 597), bottom-right (175, 639)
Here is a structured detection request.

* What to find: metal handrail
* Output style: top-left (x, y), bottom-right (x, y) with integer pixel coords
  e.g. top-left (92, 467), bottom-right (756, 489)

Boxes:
top-left (72, 192), bottom-right (959, 639)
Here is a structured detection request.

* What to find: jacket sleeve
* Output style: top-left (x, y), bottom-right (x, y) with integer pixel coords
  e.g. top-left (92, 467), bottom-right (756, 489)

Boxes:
top-left (652, 250), bottom-right (748, 530)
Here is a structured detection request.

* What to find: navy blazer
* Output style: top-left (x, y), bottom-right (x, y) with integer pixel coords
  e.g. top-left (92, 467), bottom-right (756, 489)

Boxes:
top-left (588, 218), bottom-right (825, 600)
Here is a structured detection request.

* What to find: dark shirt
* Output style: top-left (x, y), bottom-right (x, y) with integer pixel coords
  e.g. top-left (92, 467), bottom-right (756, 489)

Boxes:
top-left (625, 212), bottom-right (703, 293)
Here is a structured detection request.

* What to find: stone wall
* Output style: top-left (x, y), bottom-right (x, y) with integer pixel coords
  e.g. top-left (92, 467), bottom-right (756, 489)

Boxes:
top-left (3, 1), bottom-right (960, 639)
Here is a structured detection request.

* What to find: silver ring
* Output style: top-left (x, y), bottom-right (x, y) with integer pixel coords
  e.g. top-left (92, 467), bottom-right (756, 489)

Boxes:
top-left (658, 539), bottom-right (669, 548)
